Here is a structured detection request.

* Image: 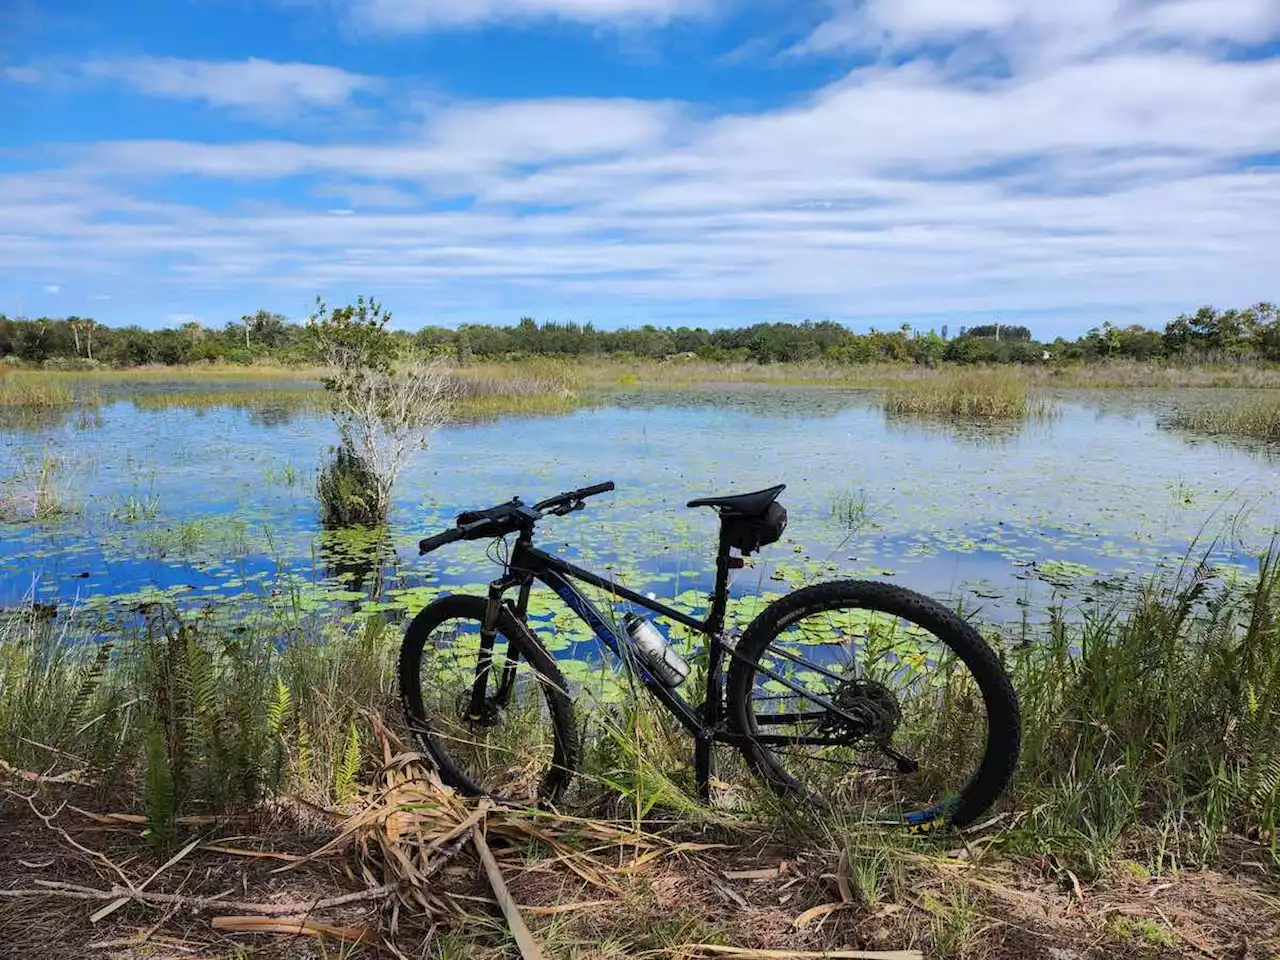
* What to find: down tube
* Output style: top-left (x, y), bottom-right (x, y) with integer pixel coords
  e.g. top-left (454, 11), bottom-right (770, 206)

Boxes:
top-left (538, 569), bottom-right (703, 733)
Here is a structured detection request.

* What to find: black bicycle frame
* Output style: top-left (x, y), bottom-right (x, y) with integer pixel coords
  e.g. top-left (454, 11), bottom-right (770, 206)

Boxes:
top-left (467, 522), bottom-right (873, 801)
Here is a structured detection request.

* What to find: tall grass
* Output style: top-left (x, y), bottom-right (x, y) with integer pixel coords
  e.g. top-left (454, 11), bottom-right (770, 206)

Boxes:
top-left (1008, 550), bottom-right (1280, 872)
top-left (449, 359), bottom-right (584, 419)
top-left (1170, 395), bottom-right (1280, 442)
top-left (0, 601), bottom-right (395, 839)
top-left (883, 368), bottom-right (1058, 420)
top-left (0, 369), bottom-right (84, 408)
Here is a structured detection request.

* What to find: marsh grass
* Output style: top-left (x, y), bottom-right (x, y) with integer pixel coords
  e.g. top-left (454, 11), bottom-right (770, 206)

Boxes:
top-left (129, 388), bottom-right (326, 414)
top-left (1007, 549), bottom-right (1280, 873)
top-left (478, 357), bottom-right (1280, 390)
top-left (1170, 395), bottom-right (1280, 441)
top-left (0, 369), bottom-right (97, 408)
top-left (883, 368), bottom-right (1058, 421)
top-left (450, 359), bottom-right (585, 420)
top-left (0, 452), bottom-right (74, 522)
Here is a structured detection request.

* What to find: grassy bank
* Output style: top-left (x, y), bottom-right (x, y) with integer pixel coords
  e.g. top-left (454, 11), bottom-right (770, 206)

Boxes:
top-left (1, 549), bottom-right (1278, 954)
top-left (2, 549), bottom-right (1277, 855)
top-left (1171, 395), bottom-right (1280, 442)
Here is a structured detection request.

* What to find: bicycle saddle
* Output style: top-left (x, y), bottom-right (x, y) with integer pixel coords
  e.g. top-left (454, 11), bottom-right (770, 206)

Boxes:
top-left (686, 484), bottom-right (785, 517)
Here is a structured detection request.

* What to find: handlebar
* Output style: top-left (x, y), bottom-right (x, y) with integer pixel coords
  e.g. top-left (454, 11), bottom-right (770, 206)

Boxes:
top-left (419, 481), bottom-right (615, 555)
top-left (535, 481), bottom-right (615, 512)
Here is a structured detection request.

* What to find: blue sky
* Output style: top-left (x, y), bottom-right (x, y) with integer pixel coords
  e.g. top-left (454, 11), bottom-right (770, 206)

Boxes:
top-left (2, 0), bottom-right (1278, 336)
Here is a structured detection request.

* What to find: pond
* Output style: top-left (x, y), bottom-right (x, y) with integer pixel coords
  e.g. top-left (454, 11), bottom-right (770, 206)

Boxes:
top-left (2, 385), bottom-right (1277, 634)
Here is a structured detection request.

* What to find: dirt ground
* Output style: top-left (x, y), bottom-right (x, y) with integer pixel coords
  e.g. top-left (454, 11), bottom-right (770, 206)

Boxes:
top-left (1, 782), bottom-right (1277, 960)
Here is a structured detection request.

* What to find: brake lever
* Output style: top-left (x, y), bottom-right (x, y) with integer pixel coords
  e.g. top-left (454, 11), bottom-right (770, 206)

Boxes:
top-left (550, 499), bottom-right (585, 517)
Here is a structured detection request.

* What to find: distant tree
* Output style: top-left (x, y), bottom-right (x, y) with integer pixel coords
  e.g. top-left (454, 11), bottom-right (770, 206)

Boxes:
top-left (966, 323), bottom-right (1032, 342)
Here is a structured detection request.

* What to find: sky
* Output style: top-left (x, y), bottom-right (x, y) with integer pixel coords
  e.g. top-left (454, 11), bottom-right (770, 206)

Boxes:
top-left (1, 0), bottom-right (1278, 336)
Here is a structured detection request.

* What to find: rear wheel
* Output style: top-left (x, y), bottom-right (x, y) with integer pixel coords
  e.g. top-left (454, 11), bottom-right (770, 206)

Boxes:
top-left (727, 581), bottom-right (1019, 829)
top-left (398, 594), bottom-right (578, 803)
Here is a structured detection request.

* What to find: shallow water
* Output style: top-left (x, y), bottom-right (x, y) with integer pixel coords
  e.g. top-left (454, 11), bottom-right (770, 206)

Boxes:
top-left (1, 386), bottom-right (1277, 631)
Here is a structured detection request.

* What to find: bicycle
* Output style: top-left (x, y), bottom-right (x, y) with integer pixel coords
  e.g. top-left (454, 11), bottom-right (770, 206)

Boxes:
top-left (399, 481), bottom-right (1020, 830)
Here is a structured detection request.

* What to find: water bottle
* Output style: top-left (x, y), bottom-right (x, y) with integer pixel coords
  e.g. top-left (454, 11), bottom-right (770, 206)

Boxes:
top-left (623, 613), bottom-right (690, 688)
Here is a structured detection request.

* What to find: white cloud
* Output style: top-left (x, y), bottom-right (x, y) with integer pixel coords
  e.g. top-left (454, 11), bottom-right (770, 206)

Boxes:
top-left (81, 57), bottom-right (379, 116)
top-left (44, 284), bottom-right (60, 294)
top-left (5, 8), bottom-right (1279, 331)
top-left (334, 0), bottom-right (709, 32)
top-left (793, 0), bottom-right (1280, 60)
top-left (2, 65), bottom-right (41, 83)
top-left (90, 98), bottom-right (678, 183)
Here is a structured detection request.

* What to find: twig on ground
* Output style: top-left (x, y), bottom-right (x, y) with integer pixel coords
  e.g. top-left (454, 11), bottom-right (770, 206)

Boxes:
top-left (671, 947), bottom-right (924, 960)
top-left (0, 878), bottom-right (399, 916)
top-left (211, 915), bottom-right (371, 942)
top-left (474, 826), bottom-right (545, 960)
top-left (6, 788), bottom-right (136, 890)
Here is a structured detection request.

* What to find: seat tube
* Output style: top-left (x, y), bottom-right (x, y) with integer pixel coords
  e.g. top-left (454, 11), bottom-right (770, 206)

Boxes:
top-left (707, 527), bottom-right (733, 633)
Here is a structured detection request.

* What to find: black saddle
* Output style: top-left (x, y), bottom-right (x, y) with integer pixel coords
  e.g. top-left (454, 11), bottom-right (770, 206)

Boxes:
top-left (687, 483), bottom-right (785, 517)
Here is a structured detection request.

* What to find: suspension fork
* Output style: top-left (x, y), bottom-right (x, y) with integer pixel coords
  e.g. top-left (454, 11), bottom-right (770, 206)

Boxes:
top-left (495, 578), bottom-right (532, 705)
top-left (466, 582), bottom-right (507, 721)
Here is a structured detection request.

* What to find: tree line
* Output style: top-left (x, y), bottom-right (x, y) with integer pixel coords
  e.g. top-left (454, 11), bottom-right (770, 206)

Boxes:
top-left (2, 303), bottom-right (1277, 368)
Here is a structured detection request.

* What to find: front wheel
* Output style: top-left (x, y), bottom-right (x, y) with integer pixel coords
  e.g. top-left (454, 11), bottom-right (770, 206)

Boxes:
top-left (727, 581), bottom-right (1020, 829)
top-left (399, 594), bottom-right (579, 804)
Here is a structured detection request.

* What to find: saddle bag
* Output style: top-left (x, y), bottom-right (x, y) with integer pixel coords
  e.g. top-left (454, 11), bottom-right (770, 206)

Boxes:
top-left (724, 502), bottom-right (787, 555)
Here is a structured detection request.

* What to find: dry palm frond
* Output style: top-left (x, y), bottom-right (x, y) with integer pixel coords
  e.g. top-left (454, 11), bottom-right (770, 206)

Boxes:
top-left (331, 713), bottom-right (692, 921)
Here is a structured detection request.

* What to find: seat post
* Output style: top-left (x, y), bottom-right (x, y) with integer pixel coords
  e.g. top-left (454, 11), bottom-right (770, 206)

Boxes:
top-left (707, 524), bottom-right (734, 633)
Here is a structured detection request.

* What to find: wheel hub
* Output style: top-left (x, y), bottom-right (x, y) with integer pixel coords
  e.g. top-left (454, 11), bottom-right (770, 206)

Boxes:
top-left (456, 691), bottom-right (502, 728)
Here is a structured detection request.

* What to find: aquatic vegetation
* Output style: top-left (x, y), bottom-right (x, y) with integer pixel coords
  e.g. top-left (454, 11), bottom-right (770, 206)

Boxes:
top-left (1007, 548), bottom-right (1280, 871)
top-left (477, 357), bottom-right (1280, 391)
top-left (138, 518), bottom-right (251, 559)
top-left (450, 359), bottom-right (584, 420)
top-left (1170, 395), bottom-right (1280, 442)
top-left (882, 369), bottom-right (1058, 421)
top-left (130, 388), bottom-right (325, 415)
top-left (0, 598), bottom-right (397, 825)
top-left (831, 488), bottom-right (871, 529)
top-left (111, 491), bottom-right (162, 523)
top-left (317, 439), bottom-right (383, 527)
top-left (0, 452), bottom-right (73, 522)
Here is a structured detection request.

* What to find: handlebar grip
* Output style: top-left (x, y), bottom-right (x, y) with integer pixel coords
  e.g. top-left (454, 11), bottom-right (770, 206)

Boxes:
top-left (571, 481), bottom-right (615, 499)
top-left (418, 527), bottom-right (466, 555)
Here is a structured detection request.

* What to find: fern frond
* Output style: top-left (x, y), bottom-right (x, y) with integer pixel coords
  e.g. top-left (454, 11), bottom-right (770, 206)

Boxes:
top-left (266, 676), bottom-right (292, 735)
top-left (144, 724), bottom-right (176, 850)
top-left (66, 641), bottom-right (113, 736)
top-left (334, 718), bottom-right (360, 804)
